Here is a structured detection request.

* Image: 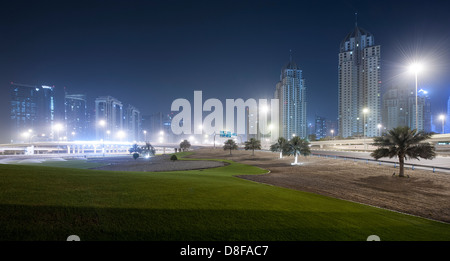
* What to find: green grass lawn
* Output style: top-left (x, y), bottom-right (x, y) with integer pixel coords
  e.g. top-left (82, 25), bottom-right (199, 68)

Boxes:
top-left (0, 153), bottom-right (449, 241)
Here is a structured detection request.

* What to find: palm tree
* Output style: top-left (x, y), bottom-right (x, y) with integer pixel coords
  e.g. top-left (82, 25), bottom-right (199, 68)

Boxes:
top-left (270, 137), bottom-right (287, 159)
top-left (244, 138), bottom-right (261, 156)
top-left (370, 126), bottom-right (436, 177)
top-left (285, 136), bottom-right (311, 165)
top-left (223, 139), bottom-right (238, 155)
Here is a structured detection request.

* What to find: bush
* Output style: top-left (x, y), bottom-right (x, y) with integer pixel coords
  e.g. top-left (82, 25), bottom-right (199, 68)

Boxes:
top-left (170, 154), bottom-right (178, 161)
top-left (133, 153), bottom-right (139, 160)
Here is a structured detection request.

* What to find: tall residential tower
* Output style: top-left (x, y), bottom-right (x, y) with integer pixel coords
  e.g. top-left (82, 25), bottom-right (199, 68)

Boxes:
top-left (338, 23), bottom-right (381, 138)
top-left (275, 54), bottom-right (307, 140)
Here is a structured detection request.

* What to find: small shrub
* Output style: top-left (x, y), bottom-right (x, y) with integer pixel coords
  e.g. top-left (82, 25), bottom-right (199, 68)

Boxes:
top-left (170, 154), bottom-right (178, 161)
top-left (133, 153), bottom-right (139, 160)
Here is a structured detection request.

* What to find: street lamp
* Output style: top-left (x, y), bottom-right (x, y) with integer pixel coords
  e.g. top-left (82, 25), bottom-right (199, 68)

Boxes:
top-left (377, 124), bottom-right (382, 137)
top-left (409, 62), bottom-right (424, 130)
top-left (22, 131), bottom-right (30, 142)
top-left (330, 129), bottom-right (334, 139)
top-left (98, 120), bottom-right (106, 140)
top-left (143, 130), bottom-right (147, 142)
top-left (53, 123), bottom-right (64, 141)
top-left (117, 130), bottom-right (126, 142)
top-left (159, 130), bottom-right (164, 143)
top-left (363, 108), bottom-right (369, 139)
top-left (439, 114), bottom-right (446, 134)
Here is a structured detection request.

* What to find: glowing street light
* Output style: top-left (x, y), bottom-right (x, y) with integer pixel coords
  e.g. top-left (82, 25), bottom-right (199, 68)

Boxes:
top-left (363, 108), bottom-right (369, 139)
top-left (53, 123), bottom-right (64, 141)
top-left (377, 124), bottom-right (382, 136)
top-left (116, 130), bottom-right (126, 141)
top-left (439, 114), bottom-right (446, 134)
top-left (409, 62), bottom-right (424, 130)
top-left (330, 129), bottom-right (334, 139)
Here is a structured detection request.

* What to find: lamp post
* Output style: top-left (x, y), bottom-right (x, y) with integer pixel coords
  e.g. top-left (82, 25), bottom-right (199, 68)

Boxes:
top-left (377, 124), bottom-right (382, 137)
top-left (98, 120), bottom-right (106, 140)
top-left (439, 114), bottom-right (446, 134)
top-left (143, 130), bottom-right (147, 142)
top-left (53, 123), bottom-right (63, 142)
top-left (363, 108), bottom-right (369, 139)
top-left (409, 63), bottom-right (423, 130)
top-left (330, 129), bottom-right (334, 139)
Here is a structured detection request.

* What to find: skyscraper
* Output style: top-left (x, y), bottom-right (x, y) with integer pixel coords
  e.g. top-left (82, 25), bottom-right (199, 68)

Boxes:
top-left (338, 23), bottom-right (381, 138)
top-left (315, 116), bottom-right (327, 139)
top-left (95, 96), bottom-right (123, 140)
top-left (65, 93), bottom-right (87, 140)
top-left (10, 83), bottom-right (40, 142)
top-left (9, 82), bottom-right (63, 142)
top-left (382, 86), bottom-right (431, 132)
top-left (446, 96), bottom-right (450, 133)
top-left (124, 104), bottom-right (141, 142)
top-left (274, 54), bottom-right (307, 140)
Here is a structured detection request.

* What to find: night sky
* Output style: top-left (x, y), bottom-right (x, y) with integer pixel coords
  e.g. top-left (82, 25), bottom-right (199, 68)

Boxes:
top-left (1, 0), bottom-right (450, 142)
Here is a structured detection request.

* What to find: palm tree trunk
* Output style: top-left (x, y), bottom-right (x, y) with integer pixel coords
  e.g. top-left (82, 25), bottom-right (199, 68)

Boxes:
top-left (294, 155), bottom-right (298, 164)
top-left (279, 151), bottom-right (282, 159)
top-left (252, 149), bottom-right (255, 156)
top-left (399, 156), bottom-right (405, 177)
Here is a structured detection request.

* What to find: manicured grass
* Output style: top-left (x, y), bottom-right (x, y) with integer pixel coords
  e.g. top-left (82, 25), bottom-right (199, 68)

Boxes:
top-left (0, 154), bottom-right (449, 241)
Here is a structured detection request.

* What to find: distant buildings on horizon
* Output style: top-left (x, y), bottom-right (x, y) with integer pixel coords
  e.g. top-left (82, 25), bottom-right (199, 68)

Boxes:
top-left (8, 82), bottom-right (174, 143)
top-left (8, 21), bottom-right (450, 144)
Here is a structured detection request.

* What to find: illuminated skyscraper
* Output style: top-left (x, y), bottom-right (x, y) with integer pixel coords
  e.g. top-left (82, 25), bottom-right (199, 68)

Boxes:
top-left (382, 86), bottom-right (431, 132)
top-left (124, 104), bottom-right (141, 142)
top-left (338, 23), bottom-right (381, 138)
top-left (9, 82), bottom-right (63, 142)
top-left (65, 93), bottom-right (87, 140)
top-left (446, 96), bottom-right (450, 133)
top-left (274, 54), bottom-right (307, 139)
top-left (95, 96), bottom-right (123, 140)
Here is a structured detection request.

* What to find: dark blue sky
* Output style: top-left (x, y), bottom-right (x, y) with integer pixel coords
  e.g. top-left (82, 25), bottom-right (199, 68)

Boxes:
top-left (1, 0), bottom-right (450, 142)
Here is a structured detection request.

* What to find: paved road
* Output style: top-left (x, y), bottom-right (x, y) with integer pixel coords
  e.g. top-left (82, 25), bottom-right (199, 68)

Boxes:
top-left (311, 150), bottom-right (450, 173)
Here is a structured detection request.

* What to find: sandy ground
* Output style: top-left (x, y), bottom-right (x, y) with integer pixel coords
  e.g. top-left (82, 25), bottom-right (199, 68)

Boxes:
top-left (186, 148), bottom-right (450, 223)
top-left (91, 154), bottom-right (225, 172)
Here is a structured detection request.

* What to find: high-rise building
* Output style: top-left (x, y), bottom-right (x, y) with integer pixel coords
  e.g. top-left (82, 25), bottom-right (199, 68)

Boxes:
top-left (124, 104), bottom-right (141, 142)
top-left (10, 83), bottom-right (40, 142)
top-left (95, 96), bottom-right (123, 140)
top-left (315, 116), bottom-right (327, 139)
top-left (382, 86), bottom-right (431, 132)
top-left (9, 82), bottom-right (63, 142)
top-left (65, 93), bottom-right (87, 140)
top-left (274, 54), bottom-right (307, 140)
top-left (143, 112), bottom-right (174, 142)
top-left (446, 96), bottom-right (450, 133)
top-left (338, 23), bottom-right (381, 138)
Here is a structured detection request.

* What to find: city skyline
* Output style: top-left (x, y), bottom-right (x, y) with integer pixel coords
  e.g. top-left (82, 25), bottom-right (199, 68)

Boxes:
top-left (1, 0), bottom-right (450, 142)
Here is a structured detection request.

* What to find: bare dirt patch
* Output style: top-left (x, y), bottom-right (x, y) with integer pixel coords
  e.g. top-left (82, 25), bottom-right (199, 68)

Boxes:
top-left (188, 148), bottom-right (450, 223)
